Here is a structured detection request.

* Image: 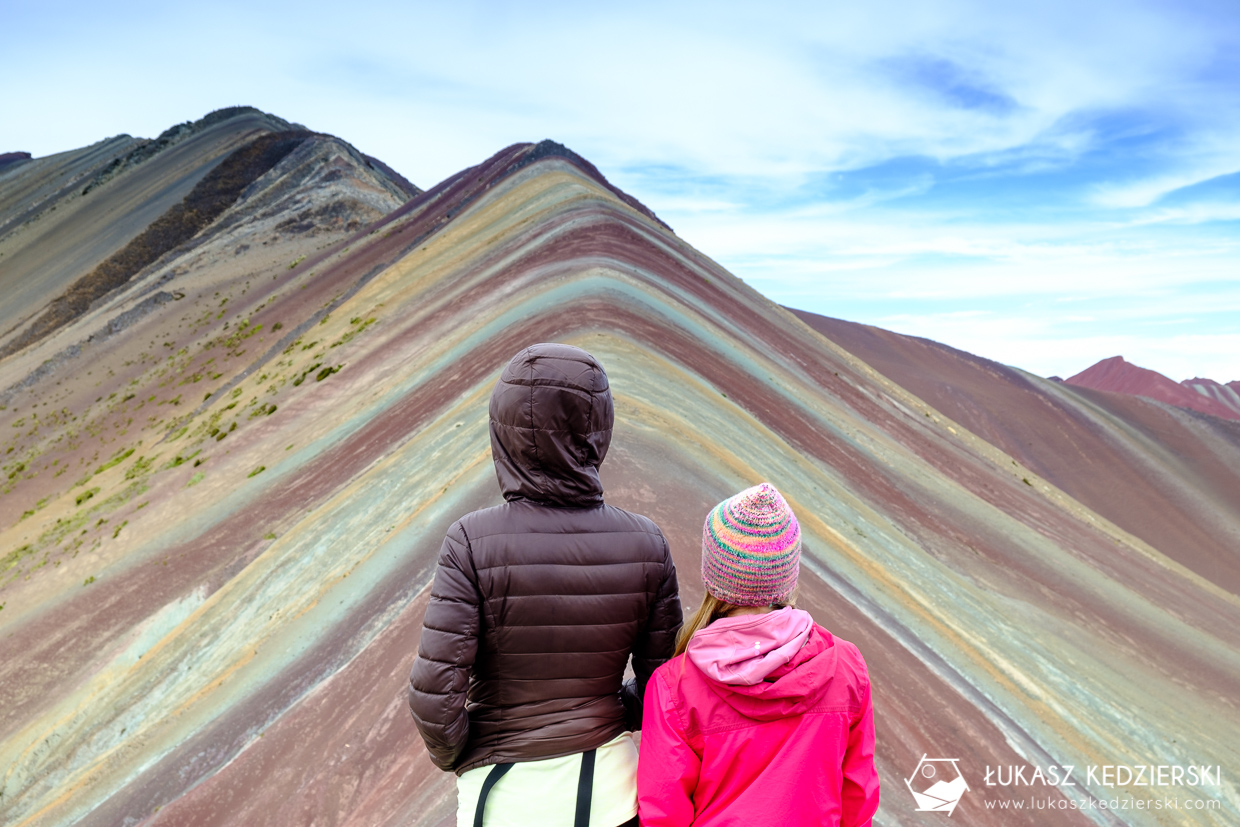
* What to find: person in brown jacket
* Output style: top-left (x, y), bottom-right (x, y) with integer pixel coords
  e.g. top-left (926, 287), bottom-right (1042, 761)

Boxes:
top-left (409, 343), bottom-right (682, 827)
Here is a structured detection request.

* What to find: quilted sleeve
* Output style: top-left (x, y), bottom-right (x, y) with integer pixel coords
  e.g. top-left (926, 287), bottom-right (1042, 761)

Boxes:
top-left (624, 532), bottom-right (682, 729)
top-left (407, 521), bottom-right (481, 771)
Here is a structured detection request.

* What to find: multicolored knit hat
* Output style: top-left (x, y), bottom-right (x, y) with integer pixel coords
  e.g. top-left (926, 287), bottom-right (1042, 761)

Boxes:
top-left (701, 482), bottom-right (802, 606)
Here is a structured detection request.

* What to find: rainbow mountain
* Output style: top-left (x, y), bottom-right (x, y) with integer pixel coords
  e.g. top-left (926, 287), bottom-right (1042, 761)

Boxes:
top-left (1, 108), bottom-right (1238, 826)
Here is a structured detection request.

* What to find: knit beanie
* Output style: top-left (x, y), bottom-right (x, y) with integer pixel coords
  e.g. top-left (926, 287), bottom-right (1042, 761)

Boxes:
top-left (701, 482), bottom-right (802, 606)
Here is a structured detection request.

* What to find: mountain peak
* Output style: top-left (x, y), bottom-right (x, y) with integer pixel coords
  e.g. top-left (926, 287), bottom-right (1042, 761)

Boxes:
top-left (1066, 356), bottom-right (1239, 420)
top-left (0, 151), bottom-right (32, 171)
top-left (503, 139), bottom-right (670, 231)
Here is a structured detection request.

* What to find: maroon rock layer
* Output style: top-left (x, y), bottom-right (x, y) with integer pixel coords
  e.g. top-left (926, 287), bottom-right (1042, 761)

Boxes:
top-left (1066, 355), bottom-right (1239, 421)
top-left (790, 311), bottom-right (1240, 597)
top-left (1182, 377), bottom-right (1240, 419)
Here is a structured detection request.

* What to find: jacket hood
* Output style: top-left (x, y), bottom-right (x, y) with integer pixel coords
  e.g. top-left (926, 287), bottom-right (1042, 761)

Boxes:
top-left (686, 608), bottom-right (836, 721)
top-left (489, 343), bottom-right (614, 508)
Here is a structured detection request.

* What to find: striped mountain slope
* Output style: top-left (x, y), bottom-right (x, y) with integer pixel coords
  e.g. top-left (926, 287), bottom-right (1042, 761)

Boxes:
top-left (0, 115), bottom-right (1237, 827)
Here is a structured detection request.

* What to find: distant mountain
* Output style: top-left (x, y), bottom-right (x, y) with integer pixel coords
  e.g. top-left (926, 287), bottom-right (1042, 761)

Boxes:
top-left (1065, 355), bottom-right (1240, 421)
top-left (789, 310), bottom-right (1240, 596)
top-left (1182, 376), bottom-right (1240, 420)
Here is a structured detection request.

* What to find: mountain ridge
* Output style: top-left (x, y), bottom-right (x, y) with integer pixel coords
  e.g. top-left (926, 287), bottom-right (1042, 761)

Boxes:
top-left (788, 309), bottom-right (1240, 595)
top-left (1, 111), bottom-right (1237, 827)
top-left (1065, 354), bottom-right (1240, 421)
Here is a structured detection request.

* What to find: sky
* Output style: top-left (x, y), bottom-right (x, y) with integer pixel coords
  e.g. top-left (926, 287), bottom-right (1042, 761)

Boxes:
top-left (3, 0), bottom-right (1238, 382)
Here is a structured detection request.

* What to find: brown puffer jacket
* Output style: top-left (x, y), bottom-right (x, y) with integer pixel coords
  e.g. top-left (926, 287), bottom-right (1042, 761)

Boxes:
top-left (408, 343), bottom-right (682, 774)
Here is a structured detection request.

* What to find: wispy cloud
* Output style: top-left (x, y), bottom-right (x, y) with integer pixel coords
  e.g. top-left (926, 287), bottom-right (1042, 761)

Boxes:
top-left (2, 0), bottom-right (1236, 380)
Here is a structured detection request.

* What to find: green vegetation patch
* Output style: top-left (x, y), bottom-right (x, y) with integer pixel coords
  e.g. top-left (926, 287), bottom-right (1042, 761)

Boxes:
top-left (329, 317), bottom-right (376, 348)
top-left (95, 447), bottom-right (135, 475)
top-left (2, 544), bottom-right (35, 574)
top-left (124, 455), bottom-right (154, 480)
top-left (292, 362), bottom-right (322, 386)
top-left (248, 402), bottom-right (278, 419)
top-left (220, 320), bottom-right (263, 353)
top-left (162, 449), bottom-right (200, 470)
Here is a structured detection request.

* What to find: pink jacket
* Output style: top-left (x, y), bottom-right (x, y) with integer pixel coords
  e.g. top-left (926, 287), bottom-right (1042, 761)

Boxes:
top-left (637, 608), bottom-right (880, 826)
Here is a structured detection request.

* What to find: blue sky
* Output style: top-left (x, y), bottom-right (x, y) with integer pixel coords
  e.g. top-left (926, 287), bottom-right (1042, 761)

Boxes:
top-left (3, 0), bottom-right (1238, 381)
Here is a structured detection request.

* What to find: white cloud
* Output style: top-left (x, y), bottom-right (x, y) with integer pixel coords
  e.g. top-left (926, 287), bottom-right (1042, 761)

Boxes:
top-left (7, 0), bottom-right (1235, 185)
top-left (864, 312), bottom-right (1240, 382)
top-left (1091, 150), bottom-right (1240, 209)
top-left (2, 0), bottom-right (1236, 383)
top-left (665, 203), bottom-right (1240, 300)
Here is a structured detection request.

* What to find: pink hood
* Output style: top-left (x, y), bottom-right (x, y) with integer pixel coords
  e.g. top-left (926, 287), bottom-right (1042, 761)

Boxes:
top-left (686, 608), bottom-right (837, 721)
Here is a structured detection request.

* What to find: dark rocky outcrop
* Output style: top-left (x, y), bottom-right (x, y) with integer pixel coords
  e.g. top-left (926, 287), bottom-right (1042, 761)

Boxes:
top-left (0, 152), bottom-right (32, 172)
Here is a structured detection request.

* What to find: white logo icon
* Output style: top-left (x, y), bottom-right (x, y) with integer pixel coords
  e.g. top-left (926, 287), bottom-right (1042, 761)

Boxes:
top-left (905, 755), bottom-right (969, 816)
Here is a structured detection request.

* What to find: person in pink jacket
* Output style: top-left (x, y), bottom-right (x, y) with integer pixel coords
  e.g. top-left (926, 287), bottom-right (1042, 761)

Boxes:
top-left (637, 482), bottom-right (881, 826)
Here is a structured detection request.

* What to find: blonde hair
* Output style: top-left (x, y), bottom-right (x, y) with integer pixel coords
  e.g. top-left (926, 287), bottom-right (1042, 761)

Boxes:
top-left (674, 592), bottom-right (794, 657)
